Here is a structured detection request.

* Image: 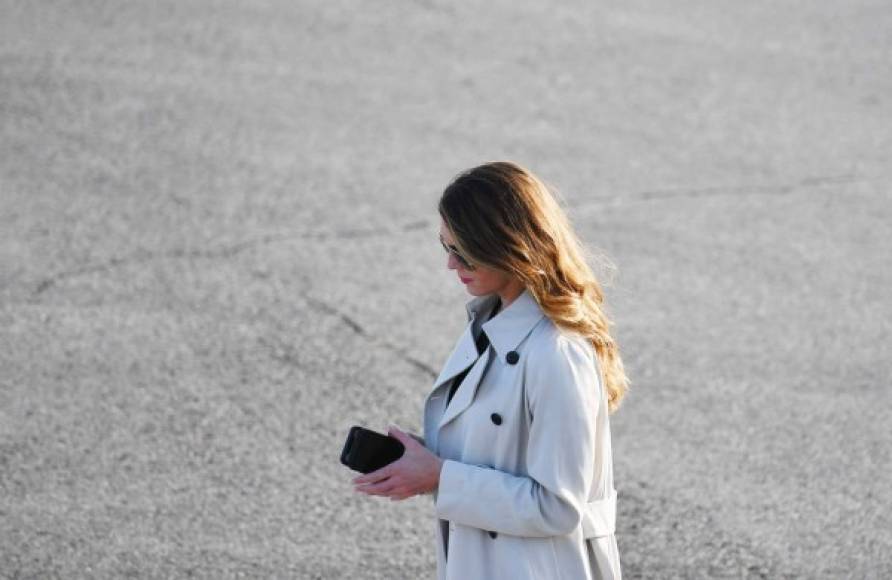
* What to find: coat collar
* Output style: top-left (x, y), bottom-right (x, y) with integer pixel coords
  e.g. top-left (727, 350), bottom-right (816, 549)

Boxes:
top-left (473, 287), bottom-right (546, 359)
top-left (431, 288), bottom-right (546, 394)
top-left (427, 288), bottom-right (547, 433)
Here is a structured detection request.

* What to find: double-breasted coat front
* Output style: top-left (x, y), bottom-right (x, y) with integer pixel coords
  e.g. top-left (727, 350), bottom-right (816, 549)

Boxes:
top-left (422, 288), bottom-right (621, 580)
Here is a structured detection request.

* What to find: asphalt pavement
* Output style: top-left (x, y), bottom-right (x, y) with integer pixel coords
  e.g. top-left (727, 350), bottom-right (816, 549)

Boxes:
top-left (1, 1), bottom-right (890, 578)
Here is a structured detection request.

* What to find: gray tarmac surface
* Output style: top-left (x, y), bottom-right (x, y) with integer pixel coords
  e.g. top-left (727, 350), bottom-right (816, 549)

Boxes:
top-left (2, 1), bottom-right (891, 578)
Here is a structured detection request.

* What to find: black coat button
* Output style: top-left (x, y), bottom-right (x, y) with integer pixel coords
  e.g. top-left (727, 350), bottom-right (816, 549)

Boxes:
top-left (506, 351), bottom-right (519, 364)
top-left (488, 531), bottom-right (498, 539)
top-left (490, 413), bottom-right (502, 425)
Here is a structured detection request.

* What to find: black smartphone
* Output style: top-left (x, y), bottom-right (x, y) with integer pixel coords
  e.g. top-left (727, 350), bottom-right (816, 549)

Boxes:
top-left (340, 425), bottom-right (406, 474)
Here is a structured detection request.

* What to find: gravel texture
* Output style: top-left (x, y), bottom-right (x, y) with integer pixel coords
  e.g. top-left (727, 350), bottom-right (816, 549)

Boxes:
top-left (1, 1), bottom-right (890, 578)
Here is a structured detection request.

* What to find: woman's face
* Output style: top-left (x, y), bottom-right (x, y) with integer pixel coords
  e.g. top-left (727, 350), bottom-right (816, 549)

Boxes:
top-left (439, 219), bottom-right (518, 297)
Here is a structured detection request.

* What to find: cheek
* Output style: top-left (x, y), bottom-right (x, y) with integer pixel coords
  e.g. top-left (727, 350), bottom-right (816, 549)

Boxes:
top-left (471, 270), bottom-right (498, 291)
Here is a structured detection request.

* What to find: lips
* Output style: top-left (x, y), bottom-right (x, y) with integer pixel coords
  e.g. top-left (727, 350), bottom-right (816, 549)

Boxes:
top-left (460, 277), bottom-right (473, 284)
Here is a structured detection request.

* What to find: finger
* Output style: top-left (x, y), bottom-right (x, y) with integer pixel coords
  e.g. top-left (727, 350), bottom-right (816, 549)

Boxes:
top-left (354, 474), bottom-right (392, 491)
top-left (358, 479), bottom-right (399, 496)
top-left (387, 425), bottom-right (414, 446)
top-left (353, 464), bottom-right (393, 485)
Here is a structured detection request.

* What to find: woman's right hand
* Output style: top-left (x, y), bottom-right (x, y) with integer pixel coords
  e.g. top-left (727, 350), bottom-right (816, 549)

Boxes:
top-left (352, 426), bottom-right (442, 500)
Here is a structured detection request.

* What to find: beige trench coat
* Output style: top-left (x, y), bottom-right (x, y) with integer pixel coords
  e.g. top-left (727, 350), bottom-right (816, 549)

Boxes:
top-left (422, 288), bottom-right (621, 580)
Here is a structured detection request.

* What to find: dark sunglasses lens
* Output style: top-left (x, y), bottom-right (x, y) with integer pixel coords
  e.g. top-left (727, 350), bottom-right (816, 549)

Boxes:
top-left (440, 238), bottom-right (474, 269)
top-left (456, 253), bottom-right (474, 269)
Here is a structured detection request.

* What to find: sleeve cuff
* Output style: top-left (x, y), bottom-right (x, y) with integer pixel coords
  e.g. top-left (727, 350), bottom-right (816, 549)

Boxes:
top-left (435, 459), bottom-right (470, 519)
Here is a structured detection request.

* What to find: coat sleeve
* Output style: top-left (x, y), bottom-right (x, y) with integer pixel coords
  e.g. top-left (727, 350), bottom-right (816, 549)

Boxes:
top-left (434, 334), bottom-right (600, 537)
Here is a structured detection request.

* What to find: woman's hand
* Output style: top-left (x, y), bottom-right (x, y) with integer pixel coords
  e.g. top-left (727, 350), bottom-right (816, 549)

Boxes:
top-left (352, 426), bottom-right (444, 501)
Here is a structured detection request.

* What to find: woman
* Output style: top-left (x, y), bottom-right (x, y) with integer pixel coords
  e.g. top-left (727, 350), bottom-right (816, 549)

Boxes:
top-left (353, 161), bottom-right (628, 579)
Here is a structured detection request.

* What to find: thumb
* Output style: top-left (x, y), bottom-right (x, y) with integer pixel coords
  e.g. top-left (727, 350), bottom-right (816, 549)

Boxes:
top-left (388, 425), bottom-right (414, 446)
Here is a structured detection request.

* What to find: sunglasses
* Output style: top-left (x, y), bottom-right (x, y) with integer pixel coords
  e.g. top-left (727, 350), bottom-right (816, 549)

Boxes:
top-left (439, 235), bottom-right (476, 270)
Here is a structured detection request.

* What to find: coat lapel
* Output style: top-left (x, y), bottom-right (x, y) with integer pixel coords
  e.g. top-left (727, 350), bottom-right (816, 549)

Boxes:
top-left (429, 294), bottom-right (498, 393)
top-left (437, 348), bottom-right (491, 429)
top-left (429, 321), bottom-right (480, 394)
top-left (432, 289), bottom-right (546, 431)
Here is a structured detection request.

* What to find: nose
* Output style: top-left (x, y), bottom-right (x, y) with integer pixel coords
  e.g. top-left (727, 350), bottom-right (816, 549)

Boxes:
top-left (446, 253), bottom-right (459, 270)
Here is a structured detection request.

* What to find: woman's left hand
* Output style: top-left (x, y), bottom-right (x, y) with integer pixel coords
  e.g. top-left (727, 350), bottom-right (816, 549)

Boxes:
top-left (352, 425), bottom-right (444, 501)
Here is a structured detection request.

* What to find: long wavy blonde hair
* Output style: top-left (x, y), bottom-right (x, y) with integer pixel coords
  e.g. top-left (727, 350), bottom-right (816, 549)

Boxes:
top-left (438, 161), bottom-right (629, 412)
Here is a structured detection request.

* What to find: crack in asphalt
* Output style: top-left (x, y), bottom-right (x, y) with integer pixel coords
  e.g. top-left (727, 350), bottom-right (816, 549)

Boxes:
top-left (403, 0), bottom-right (455, 14)
top-left (634, 173), bottom-right (861, 200)
top-left (299, 292), bottom-right (438, 379)
top-left (24, 173), bottom-right (867, 297)
top-left (31, 235), bottom-right (293, 295)
top-left (566, 173), bottom-right (865, 208)
top-left (28, 219), bottom-right (432, 296)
